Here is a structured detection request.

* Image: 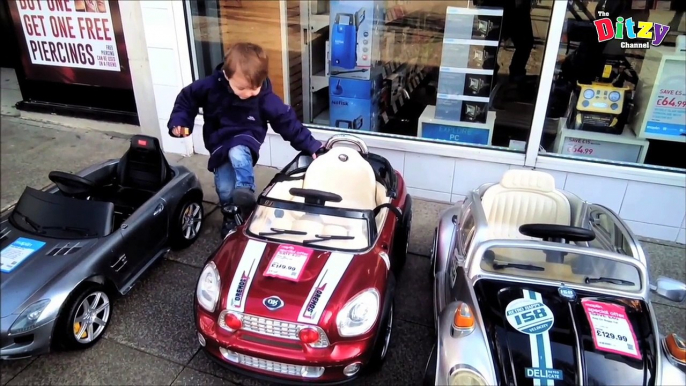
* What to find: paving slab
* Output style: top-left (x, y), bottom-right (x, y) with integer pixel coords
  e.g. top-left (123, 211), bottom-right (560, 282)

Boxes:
top-left (171, 367), bottom-right (238, 386)
top-left (408, 199), bottom-right (450, 257)
top-left (5, 338), bottom-right (183, 385)
top-left (0, 358), bottom-right (35, 386)
top-left (645, 241), bottom-right (686, 309)
top-left (103, 260), bottom-right (201, 365)
top-left (654, 303), bottom-right (686, 338)
top-left (395, 254), bottom-right (433, 328)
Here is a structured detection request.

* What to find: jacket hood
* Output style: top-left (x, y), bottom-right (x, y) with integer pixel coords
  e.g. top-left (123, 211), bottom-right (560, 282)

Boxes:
top-left (213, 62), bottom-right (273, 97)
top-left (473, 279), bottom-right (657, 385)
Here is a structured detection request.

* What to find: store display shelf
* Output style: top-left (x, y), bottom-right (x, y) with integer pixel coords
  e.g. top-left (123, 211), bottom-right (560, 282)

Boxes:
top-left (313, 108), bottom-right (330, 126)
top-left (311, 70), bottom-right (329, 92)
top-left (553, 121), bottom-right (650, 164)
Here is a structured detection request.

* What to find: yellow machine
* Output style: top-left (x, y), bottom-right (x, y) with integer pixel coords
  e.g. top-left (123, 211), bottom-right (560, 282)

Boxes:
top-left (567, 65), bottom-right (632, 135)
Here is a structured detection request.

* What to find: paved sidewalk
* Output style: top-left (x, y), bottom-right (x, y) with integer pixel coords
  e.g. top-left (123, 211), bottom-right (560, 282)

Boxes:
top-left (0, 116), bottom-right (684, 385)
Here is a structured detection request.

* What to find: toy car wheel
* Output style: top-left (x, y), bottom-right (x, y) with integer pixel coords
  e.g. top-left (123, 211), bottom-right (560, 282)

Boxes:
top-left (392, 196), bottom-right (413, 273)
top-left (429, 228), bottom-right (438, 282)
top-left (170, 196), bottom-right (204, 250)
top-left (54, 283), bottom-right (111, 351)
top-left (366, 301), bottom-right (394, 372)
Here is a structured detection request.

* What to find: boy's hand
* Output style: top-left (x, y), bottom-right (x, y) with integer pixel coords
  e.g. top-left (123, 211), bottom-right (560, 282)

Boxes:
top-left (172, 126), bottom-right (190, 137)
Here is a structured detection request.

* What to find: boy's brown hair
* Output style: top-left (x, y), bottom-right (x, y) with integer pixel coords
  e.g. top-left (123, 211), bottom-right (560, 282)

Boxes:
top-left (222, 42), bottom-right (269, 89)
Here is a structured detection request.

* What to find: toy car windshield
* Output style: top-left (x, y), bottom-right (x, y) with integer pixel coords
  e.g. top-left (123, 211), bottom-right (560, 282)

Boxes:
top-left (480, 245), bottom-right (642, 291)
top-left (247, 198), bottom-right (373, 252)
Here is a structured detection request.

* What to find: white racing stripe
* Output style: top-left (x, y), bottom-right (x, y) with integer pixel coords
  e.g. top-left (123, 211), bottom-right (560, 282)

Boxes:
top-left (225, 240), bottom-right (266, 312)
top-left (522, 289), bottom-right (555, 386)
top-left (297, 252), bottom-right (354, 324)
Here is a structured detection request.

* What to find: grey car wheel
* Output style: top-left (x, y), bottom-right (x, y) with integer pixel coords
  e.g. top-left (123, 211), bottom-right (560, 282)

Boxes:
top-left (73, 291), bottom-right (110, 344)
top-left (171, 196), bottom-right (204, 250)
top-left (380, 303), bottom-right (394, 360)
top-left (54, 283), bottom-right (112, 351)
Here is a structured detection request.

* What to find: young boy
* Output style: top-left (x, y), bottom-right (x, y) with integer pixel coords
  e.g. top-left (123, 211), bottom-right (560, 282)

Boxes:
top-left (167, 42), bottom-right (322, 238)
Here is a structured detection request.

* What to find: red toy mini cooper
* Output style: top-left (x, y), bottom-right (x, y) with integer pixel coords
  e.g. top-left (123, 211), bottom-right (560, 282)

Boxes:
top-left (194, 134), bottom-right (412, 384)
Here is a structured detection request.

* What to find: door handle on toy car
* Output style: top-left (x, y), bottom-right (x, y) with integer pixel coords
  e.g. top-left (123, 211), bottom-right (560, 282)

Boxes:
top-left (153, 203), bottom-right (164, 216)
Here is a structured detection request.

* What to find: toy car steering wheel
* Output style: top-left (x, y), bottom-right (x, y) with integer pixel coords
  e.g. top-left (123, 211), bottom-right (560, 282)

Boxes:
top-left (324, 134), bottom-right (369, 155)
top-left (289, 188), bottom-right (342, 206)
top-left (519, 223), bottom-right (596, 243)
top-left (48, 171), bottom-right (96, 198)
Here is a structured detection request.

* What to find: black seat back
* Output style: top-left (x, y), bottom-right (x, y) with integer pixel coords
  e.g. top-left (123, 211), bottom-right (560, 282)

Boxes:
top-left (117, 135), bottom-right (171, 191)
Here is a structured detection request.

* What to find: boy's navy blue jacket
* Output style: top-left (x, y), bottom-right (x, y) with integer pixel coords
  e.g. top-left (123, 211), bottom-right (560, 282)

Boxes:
top-left (167, 63), bottom-right (321, 171)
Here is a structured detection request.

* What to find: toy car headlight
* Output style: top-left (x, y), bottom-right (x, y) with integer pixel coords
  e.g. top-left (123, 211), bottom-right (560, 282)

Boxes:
top-left (9, 299), bottom-right (51, 334)
top-left (449, 366), bottom-right (488, 386)
top-left (336, 288), bottom-right (379, 337)
top-left (196, 262), bottom-right (221, 312)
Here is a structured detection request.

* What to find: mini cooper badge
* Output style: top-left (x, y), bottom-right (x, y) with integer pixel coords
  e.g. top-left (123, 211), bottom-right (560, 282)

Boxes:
top-left (558, 286), bottom-right (576, 301)
top-left (263, 296), bottom-right (284, 311)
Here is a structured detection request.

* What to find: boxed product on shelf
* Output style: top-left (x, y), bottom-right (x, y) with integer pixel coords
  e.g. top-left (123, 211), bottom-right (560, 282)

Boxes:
top-left (329, 0), bottom-right (386, 80)
top-left (444, 6), bottom-right (503, 41)
top-left (437, 67), bottom-right (494, 98)
top-left (435, 93), bottom-right (490, 124)
top-left (329, 74), bottom-right (383, 132)
top-left (441, 39), bottom-right (499, 70)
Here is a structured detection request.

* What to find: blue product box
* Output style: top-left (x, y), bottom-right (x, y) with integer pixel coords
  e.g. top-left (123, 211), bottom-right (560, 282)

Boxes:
top-left (436, 94), bottom-right (489, 124)
top-left (422, 122), bottom-right (490, 145)
top-left (444, 7), bottom-right (503, 41)
top-left (438, 67), bottom-right (494, 98)
top-left (330, 0), bottom-right (385, 80)
top-left (329, 75), bottom-right (382, 132)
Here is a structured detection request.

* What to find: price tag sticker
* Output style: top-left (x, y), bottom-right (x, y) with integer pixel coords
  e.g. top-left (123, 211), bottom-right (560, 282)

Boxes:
top-left (264, 245), bottom-right (313, 282)
top-left (582, 299), bottom-right (641, 360)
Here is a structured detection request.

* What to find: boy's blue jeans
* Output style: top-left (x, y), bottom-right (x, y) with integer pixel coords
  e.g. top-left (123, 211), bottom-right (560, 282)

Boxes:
top-left (214, 145), bottom-right (256, 206)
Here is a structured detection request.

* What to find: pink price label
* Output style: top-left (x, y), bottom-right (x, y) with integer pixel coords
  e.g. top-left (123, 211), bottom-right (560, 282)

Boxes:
top-left (264, 245), bottom-right (313, 282)
top-left (581, 299), bottom-right (642, 360)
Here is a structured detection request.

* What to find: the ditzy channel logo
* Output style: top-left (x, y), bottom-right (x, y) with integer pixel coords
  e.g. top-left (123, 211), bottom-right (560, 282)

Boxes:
top-left (594, 14), bottom-right (670, 49)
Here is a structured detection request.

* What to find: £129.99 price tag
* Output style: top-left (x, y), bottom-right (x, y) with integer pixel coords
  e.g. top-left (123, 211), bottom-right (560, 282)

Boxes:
top-left (264, 245), bottom-right (313, 282)
top-left (581, 299), bottom-right (642, 360)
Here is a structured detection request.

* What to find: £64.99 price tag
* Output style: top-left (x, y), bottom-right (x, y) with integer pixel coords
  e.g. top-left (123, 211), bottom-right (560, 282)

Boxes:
top-left (581, 299), bottom-right (642, 360)
top-left (264, 245), bottom-right (313, 282)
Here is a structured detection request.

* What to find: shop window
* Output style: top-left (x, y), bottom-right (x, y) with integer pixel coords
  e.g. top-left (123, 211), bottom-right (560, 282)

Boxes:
top-left (541, 0), bottom-right (686, 171)
top-left (184, 0), bottom-right (556, 152)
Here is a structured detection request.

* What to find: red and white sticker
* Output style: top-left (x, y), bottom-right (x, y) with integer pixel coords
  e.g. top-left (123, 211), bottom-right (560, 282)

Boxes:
top-left (264, 245), bottom-right (313, 282)
top-left (297, 252), bottom-right (354, 324)
top-left (582, 299), bottom-right (642, 360)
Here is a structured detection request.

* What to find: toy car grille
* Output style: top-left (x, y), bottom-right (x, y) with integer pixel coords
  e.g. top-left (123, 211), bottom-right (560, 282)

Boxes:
top-left (232, 352), bottom-right (324, 378)
top-left (241, 314), bottom-right (330, 348)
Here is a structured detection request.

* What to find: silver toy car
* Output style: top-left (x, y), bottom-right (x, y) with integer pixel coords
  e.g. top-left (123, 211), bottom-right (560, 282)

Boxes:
top-left (1, 135), bottom-right (204, 359)
top-left (424, 169), bottom-right (686, 385)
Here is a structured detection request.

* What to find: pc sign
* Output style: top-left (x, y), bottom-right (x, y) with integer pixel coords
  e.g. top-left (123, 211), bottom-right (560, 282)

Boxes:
top-left (594, 14), bottom-right (670, 49)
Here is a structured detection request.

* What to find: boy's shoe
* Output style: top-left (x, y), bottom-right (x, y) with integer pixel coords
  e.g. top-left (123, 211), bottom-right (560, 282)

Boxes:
top-left (232, 187), bottom-right (256, 210)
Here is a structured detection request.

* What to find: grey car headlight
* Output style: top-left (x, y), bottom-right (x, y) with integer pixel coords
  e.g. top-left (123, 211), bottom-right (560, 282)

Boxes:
top-left (9, 299), bottom-right (51, 334)
top-left (449, 366), bottom-right (488, 386)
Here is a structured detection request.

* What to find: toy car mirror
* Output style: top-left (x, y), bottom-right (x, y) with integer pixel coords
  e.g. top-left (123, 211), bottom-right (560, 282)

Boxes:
top-left (650, 276), bottom-right (686, 303)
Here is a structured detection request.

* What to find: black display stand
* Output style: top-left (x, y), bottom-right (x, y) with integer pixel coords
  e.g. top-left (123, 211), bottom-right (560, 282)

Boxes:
top-left (1, 0), bottom-right (139, 126)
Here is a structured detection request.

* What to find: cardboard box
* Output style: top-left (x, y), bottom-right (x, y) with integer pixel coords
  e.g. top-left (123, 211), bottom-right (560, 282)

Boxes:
top-left (329, 75), bottom-right (383, 132)
top-left (329, 0), bottom-right (386, 80)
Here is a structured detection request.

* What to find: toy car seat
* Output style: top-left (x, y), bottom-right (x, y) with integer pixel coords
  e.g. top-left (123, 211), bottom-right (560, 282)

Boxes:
top-left (302, 146), bottom-right (377, 210)
top-left (480, 169), bottom-right (571, 240)
top-left (117, 135), bottom-right (172, 192)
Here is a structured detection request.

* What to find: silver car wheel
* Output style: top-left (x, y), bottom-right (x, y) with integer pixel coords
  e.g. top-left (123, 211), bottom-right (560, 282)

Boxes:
top-left (73, 291), bottom-right (110, 344)
top-left (380, 304), bottom-right (394, 360)
top-left (181, 202), bottom-right (203, 240)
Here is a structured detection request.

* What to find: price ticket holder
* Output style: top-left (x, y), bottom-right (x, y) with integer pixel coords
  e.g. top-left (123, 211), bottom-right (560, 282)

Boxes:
top-left (553, 120), bottom-right (649, 164)
top-left (633, 41), bottom-right (686, 144)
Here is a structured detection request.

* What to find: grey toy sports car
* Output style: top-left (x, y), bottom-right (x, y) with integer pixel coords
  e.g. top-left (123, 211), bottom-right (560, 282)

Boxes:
top-left (1, 135), bottom-right (204, 359)
top-left (424, 169), bottom-right (686, 385)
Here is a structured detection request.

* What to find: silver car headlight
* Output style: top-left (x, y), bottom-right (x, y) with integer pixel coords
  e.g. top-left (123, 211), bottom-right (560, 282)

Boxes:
top-left (449, 366), bottom-right (488, 386)
top-left (196, 262), bottom-right (221, 312)
top-left (336, 288), bottom-right (379, 337)
top-left (9, 299), bottom-right (51, 334)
